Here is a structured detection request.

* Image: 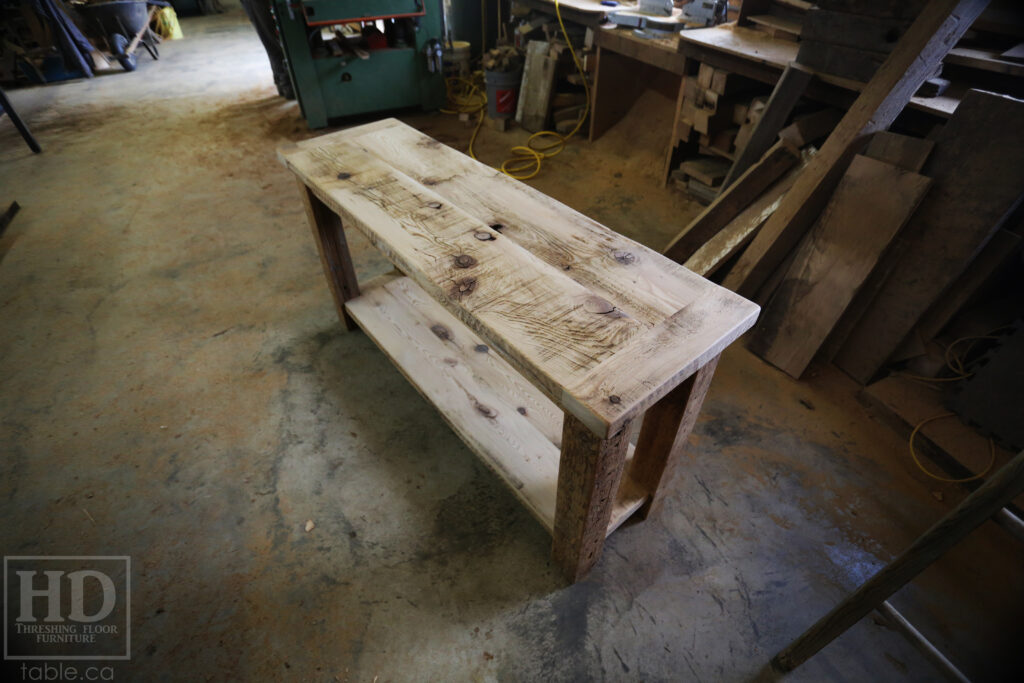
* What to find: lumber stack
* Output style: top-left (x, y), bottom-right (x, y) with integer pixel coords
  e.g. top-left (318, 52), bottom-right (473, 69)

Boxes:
top-left (662, 0), bottom-right (1023, 386)
top-left (670, 64), bottom-right (771, 201)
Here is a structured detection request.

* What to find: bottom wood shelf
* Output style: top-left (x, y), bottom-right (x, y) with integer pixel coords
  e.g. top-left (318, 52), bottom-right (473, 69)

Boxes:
top-left (345, 274), bottom-right (648, 536)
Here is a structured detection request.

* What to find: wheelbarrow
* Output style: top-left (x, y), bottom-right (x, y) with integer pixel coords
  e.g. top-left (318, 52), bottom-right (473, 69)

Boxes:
top-left (79, 0), bottom-right (169, 72)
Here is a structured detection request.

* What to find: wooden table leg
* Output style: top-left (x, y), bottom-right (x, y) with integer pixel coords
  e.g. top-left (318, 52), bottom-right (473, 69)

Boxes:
top-left (297, 180), bottom-right (360, 331)
top-left (630, 354), bottom-right (720, 520)
top-left (552, 413), bottom-right (633, 582)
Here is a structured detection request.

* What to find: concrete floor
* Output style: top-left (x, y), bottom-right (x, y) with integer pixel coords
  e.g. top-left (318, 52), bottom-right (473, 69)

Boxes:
top-left (1, 6), bottom-right (1021, 682)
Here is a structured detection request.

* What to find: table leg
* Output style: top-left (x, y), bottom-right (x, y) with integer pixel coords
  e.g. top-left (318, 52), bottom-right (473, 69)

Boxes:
top-left (297, 180), bottom-right (360, 330)
top-left (552, 414), bottom-right (633, 583)
top-left (630, 354), bottom-right (720, 519)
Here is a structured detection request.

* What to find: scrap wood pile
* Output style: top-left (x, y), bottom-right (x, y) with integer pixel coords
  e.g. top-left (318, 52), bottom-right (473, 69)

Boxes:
top-left (662, 0), bottom-right (1024, 399)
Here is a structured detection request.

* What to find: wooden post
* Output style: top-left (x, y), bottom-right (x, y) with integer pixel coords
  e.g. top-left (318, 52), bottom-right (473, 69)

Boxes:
top-left (297, 180), bottom-right (360, 331)
top-left (631, 355), bottom-right (719, 519)
top-left (772, 450), bottom-right (1024, 672)
top-left (552, 414), bottom-right (633, 582)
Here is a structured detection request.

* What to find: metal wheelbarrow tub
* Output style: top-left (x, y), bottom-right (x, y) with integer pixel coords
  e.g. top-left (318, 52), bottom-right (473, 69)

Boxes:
top-left (80, 0), bottom-right (168, 71)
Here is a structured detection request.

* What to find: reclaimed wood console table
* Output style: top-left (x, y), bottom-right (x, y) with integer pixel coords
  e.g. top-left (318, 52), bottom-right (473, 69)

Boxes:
top-left (278, 119), bottom-right (758, 582)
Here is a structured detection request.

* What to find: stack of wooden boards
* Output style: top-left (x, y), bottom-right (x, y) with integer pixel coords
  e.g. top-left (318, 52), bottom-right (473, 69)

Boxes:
top-left (670, 63), bottom-right (774, 201)
top-left (663, 0), bottom-right (1024, 387)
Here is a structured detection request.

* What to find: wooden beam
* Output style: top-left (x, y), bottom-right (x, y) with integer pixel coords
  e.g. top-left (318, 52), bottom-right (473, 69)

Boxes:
top-left (772, 450), bottom-right (1024, 672)
top-left (721, 62), bottom-right (813, 190)
top-left (663, 140), bottom-right (800, 263)
top-left (685, 155), bottom-right (808, 277)
top-left (721, 0), bottom-right (991, 299)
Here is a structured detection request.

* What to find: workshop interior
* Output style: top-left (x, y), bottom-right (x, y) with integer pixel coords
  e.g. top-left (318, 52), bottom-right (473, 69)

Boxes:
top-left (1, 1), bottom-right (1023, 681)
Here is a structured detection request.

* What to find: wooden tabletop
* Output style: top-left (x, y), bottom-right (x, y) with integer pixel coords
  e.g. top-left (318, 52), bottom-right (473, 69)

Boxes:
top-left (279, 119), bottom-right (758, 437)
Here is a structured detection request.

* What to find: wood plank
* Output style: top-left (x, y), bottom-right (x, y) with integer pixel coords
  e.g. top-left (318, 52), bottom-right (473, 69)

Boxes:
top-left (664, 140), bottom-right (800, 263)
top-left (282, 119), bottom-right (759, 438)
top-left (338, 121), bottom-right (707, 328)
top-left (720, 0), bottom-right (991, 299)
top-left (631, 355), bottom-right (719, 519)
top-left (946, 46), bottom-right (1024, 77)
top-left (721, 62), bottom-right (813, 190)
top-left (593, 26), bottom-right (685, 74)
top-left (748, 155), bottom-right (932, 378)
top-left (864, 131), bottom-right (934, 172)
top-left (517, 40), bottom-right (558, 133)
top-left (345, 274), bottom-right (648, 535)
top-left (777, 108), bottom-right (842, 147)
top-left (748, 14), bottom-right (802, 40)
top-left (684, 155), bottom-right (807, 277)
top-left (834, 89), bottom-right (1024, 384)
top-left (553, 412), bottom-right (633, 582)
top-left (297, 181), bottom-right (360, 330)
top-left (679, 156), bottom-right (731, 186)
top-left (802, 10), bottom-right (912, 53)
top-left (796, 40), bottom-right (888, 82)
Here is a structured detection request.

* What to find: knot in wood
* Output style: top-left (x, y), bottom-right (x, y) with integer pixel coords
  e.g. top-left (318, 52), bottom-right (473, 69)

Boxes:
top-left (452, 277), bottom-right (478, 297)
top-left (453, 254), bottom-right (477, 269)
top-left (612, 249), bottom-right (635, 265)
top-left (516, 406), bottom-right (528, 415)
top-left (489, 223), bottom-right (504, 231)
top-left (474, 231), bottom-right (496, 241)
top-left (429, 324), bottom-right (452, 341)
top-left (427, 201), bottom-right (443, 210)
top-left (608, 395), bottom-right (622, 405)
top-left (584, 296), bottom-right (616, 315)
top-left (474, 401), bottom-right (498, 418)
top-left (474, 344), bottom-right (489, 353)
top-left (336, 172), bottom-right (351, 180)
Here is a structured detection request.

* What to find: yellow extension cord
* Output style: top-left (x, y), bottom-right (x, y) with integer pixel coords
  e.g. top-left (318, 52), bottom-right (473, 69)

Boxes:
top-left (902, 331), bottom-right (1007, 483)
top-left (444, 0), bottom-right (591, 180)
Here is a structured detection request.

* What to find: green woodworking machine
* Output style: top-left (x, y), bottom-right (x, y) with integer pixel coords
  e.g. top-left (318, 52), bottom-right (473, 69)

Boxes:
top-left (274, 0), bottom-right (447, 128)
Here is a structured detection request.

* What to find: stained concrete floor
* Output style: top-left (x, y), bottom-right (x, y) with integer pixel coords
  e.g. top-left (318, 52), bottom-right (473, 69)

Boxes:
top-left (1, 6), bottom-right (1021, 682)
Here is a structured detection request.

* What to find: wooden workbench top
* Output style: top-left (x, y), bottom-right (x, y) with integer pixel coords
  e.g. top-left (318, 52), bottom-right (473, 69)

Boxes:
top-left (278, 119), bottom-right (758, 437)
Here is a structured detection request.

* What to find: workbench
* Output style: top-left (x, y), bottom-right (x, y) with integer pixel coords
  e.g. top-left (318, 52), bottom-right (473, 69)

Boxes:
top-left (585, 22), bottom-right (965, 186)
top-left (278, 119), bottom-right (758, 582)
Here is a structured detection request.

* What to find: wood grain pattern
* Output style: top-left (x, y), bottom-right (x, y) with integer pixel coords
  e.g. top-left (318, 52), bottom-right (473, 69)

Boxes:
top-left (345, 274), bottom-right (648, 535)
top-left (282, 119), bottom-right (758, 438)
top-left (631, 355), bottom-right (719, 519)
top-left (553, 413), bottom-right (633, 582)
top-left (297, 180), bottom-right (360, 330)
top-left (664, 140), bottom-right (800, 264)
top-left (834, 89), bottom-right (1024, 384)
top-left (721, 0), bottom-right (990, 298)
top-left (749, 155), bottom-right (932, 379)
top-left (684, 155), bottom-right (806, 277)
